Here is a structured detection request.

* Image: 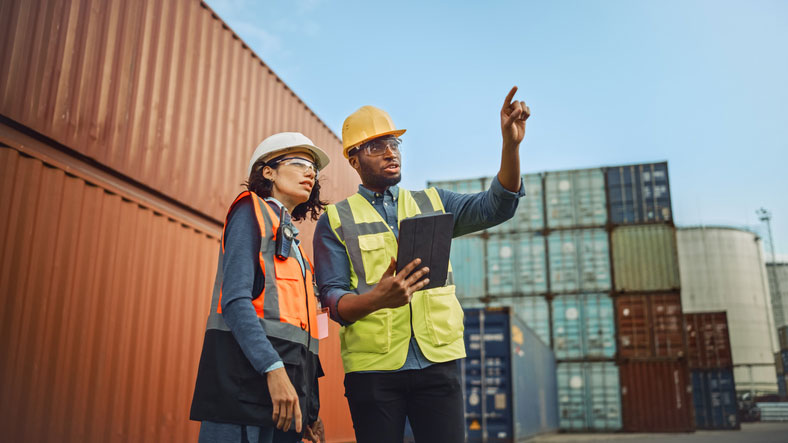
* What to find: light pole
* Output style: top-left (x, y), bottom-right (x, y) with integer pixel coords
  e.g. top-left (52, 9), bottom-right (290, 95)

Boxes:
top-left (757, 207), bottom-right (781, 396)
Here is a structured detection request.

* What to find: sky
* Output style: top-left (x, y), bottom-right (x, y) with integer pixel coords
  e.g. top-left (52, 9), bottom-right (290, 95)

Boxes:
top-left (206, 0), bottom-right (788, 257)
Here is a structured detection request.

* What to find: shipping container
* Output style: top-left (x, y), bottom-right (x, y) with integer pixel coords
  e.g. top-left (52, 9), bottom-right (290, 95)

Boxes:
top-left (428, 177), bottom-right (487, 194)
top-left (545, 168), bottom-right (607, 229)
top-left (548, 229), bottom-right (611, 293)
top-left (451, 235), bottom-right (486, 299)
top-left (459, 296), bottom-right (551, 348)
top-left (779, 374), bottom-right (787, 398)
top-left (556, 362), bottom-right (622, 431)
top-left (0, 0), bottom-right (347, 223)
top-left (690, 368), bottom-right (739, 430)
top-left (552, 294), bottom-right (616, 359)
top-left (619, 360), bottom-right (694, 432)
top-left (781, 350), bottom-right (788, 374)
top-left (463, 308), bottom-right (558, 442)
top-left (780, 326), bottom-right (788, 351)
top-left (678, 227), bottom-right (779, 394)
top-left (0, 135), bottom-right (357, 442)
top-left (777, 352), bottom-right (785, 375)
top-left (685, 312), bottom-right (733, 369)
top-left (488, 173), bottom-right (545, 233)
top-left (486, 233), bottom-right (547, 296)
top-left (615, 294), bottom-right (686, 359)
top-left (766, 263), bottom-right (788, 330)
top-left (605, 162), bottom-right (672, 225)
top-left (612, 224), bottom-right (680, 292)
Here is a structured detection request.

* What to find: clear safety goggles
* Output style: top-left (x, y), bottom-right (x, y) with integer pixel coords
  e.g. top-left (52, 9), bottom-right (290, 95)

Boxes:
top-left (351, 136), bottom-right (402, 157)
top-left (271, 157), bottom-right (319, 177)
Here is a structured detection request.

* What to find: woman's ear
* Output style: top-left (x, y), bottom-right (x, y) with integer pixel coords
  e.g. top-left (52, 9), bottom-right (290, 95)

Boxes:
top-left (262, 165), bottom-right (276, 181)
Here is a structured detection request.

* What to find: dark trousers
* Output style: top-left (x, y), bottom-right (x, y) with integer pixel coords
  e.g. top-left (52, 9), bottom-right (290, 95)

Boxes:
top-left (344, 361), bottom-right (465, 443)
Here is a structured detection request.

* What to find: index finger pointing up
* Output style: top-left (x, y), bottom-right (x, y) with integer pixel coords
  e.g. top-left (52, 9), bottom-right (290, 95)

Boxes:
top-left (502, 86), bottom-right (518, 111)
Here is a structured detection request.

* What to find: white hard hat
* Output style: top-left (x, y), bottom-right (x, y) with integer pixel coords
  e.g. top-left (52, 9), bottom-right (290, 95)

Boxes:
top-left (247, 132), bottom-right (331, 177)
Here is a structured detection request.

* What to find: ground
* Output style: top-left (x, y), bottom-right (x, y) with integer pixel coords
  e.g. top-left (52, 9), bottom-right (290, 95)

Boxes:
top-left (528, 422), bottom-right (788, 443)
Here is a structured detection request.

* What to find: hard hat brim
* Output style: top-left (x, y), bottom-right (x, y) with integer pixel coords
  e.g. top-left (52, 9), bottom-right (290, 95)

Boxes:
top-left (343, 129), bottom-right (407, 158)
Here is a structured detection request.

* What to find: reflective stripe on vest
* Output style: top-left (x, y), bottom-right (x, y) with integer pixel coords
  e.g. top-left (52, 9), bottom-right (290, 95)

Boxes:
top-left (326, 188), bottom-right (465, 372)
top-left (205, 191), bottom-right (319, 354)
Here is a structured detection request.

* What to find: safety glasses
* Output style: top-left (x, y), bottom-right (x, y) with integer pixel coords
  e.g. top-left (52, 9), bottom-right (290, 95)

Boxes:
top-left (271, 157), bottom-right (319, 177)
top-left (350, 136), bottom-right (402, 157)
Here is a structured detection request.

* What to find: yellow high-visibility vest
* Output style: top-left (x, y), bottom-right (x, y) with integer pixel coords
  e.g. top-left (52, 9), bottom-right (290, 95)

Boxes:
top-left (325, 188), bottom-right (466, 372)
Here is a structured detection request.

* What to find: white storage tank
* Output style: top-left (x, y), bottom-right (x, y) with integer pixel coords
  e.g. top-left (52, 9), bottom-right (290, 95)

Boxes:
top-left (677, 227), bottom-right (778, 394)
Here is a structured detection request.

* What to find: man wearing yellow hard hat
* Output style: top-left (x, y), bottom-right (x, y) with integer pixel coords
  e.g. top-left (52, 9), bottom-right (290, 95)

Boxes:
top-left (313, 87), bottom-right (530, 442)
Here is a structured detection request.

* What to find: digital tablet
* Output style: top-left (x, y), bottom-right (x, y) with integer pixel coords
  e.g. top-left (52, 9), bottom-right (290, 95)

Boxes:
top-left (396, 212), bottom-right (454, 290)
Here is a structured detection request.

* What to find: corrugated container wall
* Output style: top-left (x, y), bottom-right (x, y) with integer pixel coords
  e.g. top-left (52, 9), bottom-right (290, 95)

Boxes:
top-left (463, 308), bottom-right (558, 442)
top-left (615, 294), bottom-right (687, 359)
top-left (486, 233), bottom-right (547, 296)
top-left (780, 326), bottom-right (788, 351)
top-left (547, 229), bottom-right (611, 293)
top-left (545, 168), bottom-right (607, 229)
top-left (0, 0), bottom-right (349, 223)
top-left (677, 227), bottom-right (778, 394)
top-left (459, 297), bottom-right (551, 347)
top-left (450, 236), bottom-right (486, 299)
top-left (612, 224), bottom-right (681, 292)
top-left (487, 174), bottom-right (545, 233)
top-left (605, 162), bottom-right (672, 225)
top-left (552, 294), bottom-right (616, 359)
top-left (556, 362), bottom-right (622, 431)
top-left (619, 360), bottom-right (694, 432)
top-left (691, 368), bottom-right (739, 430)
top-left (685, 312), bottom-right (733, 369)
top-left (0, 145), bottom-right (219, 441)
top-left (768, 263), bottom-right (788, 329)
top-left (0, 0), bottom-right (361, 440)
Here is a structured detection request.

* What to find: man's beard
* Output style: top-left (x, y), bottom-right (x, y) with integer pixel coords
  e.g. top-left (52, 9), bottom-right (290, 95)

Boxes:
top-left (358, 156), bottom-right (401, 189)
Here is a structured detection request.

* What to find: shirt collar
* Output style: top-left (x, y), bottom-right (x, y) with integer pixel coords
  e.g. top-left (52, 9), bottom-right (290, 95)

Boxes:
top-left (358, 184), bottom-right (399, 203)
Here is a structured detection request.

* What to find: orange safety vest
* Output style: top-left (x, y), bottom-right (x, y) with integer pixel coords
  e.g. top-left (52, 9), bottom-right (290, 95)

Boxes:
top-left (191, 191), bottom-right (322, 427)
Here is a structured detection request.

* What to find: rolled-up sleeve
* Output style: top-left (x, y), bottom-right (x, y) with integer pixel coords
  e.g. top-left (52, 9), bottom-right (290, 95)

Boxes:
top-left (313, 213), bottom-right (353, 326)
top-left (438, 175), bottom-right (525, 238)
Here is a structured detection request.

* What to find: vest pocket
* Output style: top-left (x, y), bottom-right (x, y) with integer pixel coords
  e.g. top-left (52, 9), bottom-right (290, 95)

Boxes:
top-left (423, 286), bottom-right (464, 346)
top-left (358, 234), bottom-right (391, 285)
top-left (344, 309), bottom-right (392, 353)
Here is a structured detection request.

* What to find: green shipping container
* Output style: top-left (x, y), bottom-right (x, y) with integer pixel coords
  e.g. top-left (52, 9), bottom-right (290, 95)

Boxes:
top-left (612, 224), bottom-right (680, 292)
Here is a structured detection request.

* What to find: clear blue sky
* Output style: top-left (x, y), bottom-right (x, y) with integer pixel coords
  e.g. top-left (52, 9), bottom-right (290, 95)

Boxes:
top-left (207, 0), bottom-right (788, 256)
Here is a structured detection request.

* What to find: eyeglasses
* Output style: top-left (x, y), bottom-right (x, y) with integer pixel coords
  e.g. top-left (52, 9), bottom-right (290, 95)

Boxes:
top-left (271, 157), bottom-right (319, 177)
top-left (350, 136), bottom-right (402, 157)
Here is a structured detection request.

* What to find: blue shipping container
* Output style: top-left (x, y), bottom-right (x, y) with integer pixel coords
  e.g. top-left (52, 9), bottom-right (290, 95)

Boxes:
top-left (552, 294), bottom-right (616, 359)
top-left (778, 374), bottom-right (787, 398)
top-left (487, 174), bottom-right (545, 233)
top-left (459, 296), bottom-right (551, 346)
top-left (606, 162), bottom-right (672, 225)
top-left (463, 308), bottom-right (559, 442)
top-left (545, 168), bottom-right (607, 228)
top-left (691, 368), bottom-right (740, 430)
top-left (486, 233), bottom-right (547, 296)
top-left (557, 362), bottom-right (622, 431)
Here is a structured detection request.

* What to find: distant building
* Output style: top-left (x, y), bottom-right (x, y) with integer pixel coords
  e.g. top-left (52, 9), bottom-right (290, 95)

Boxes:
top-left (767, 262), bottom-right (788, 329)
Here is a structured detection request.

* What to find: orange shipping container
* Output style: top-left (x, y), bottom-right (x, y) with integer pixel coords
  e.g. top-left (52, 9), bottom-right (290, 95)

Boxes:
top-left (615, 293), bottom-right (687, 359)
top-left (684, 312), bottom-right (733, 369)
top-left (619, 360), bottom-right (694, 432)
top-left (0, 0), bottom-right (348, 223)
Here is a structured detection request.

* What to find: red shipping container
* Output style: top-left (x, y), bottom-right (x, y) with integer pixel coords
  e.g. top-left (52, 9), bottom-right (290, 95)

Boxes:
top-left (685, 312), bottom-right (733, 369)
top-left (615, 294), bottom-right (687, 359)
top-left (619, 360), bottom-right (694, 432)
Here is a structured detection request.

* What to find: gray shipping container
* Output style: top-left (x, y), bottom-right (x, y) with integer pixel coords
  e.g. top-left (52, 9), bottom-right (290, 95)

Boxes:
top-left (463, 307), bottom-right (558, 442)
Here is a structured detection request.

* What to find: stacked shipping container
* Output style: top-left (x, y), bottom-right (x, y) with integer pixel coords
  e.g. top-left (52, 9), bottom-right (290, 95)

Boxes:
top-left (778, 326), bottom-right (788, 397)
top-left (684, 312), bottom-right (739, 430)
top-left (433, 162), bottom-right (687, 432)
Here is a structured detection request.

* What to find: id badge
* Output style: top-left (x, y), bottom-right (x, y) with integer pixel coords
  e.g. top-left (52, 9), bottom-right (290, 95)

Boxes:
top-left (316, 307), bottom-right (329, 340)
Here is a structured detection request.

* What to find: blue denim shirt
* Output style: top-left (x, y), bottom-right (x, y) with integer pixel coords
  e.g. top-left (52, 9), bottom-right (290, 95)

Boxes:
top-left (313, 176), bottom-right (525, 371)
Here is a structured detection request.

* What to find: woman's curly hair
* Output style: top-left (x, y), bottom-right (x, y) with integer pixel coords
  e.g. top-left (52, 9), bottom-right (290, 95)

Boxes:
top-left (243, 157), bottom-right (328, 221)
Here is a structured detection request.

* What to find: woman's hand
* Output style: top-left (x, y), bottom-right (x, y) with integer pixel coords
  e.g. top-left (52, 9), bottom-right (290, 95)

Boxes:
top-left (303, 416), bottom-right (325, 443)
top-left (266, 367), bottom-right (302, 433)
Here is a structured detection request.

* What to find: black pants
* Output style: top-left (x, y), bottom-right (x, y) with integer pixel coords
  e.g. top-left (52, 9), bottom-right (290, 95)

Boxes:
top-left (344, 361), bottom-right (465, 443)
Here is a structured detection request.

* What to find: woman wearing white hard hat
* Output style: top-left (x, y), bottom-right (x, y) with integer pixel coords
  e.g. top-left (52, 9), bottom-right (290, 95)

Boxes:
top-left (191, 132), bottom-right (330, 443)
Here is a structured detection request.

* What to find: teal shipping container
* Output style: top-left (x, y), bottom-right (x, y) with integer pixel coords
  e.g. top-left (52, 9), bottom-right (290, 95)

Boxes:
top-left (486, 233), bottom-right (547, 296)
top-left (557, 362), bottom-right (622, 431)
top-left (451, 235), bottom-right (486, 299)
top-left (552, 294), bottom-right (616, 359)
top-left (429, 177), bottom-right (486, 194)
top-left (548, 229), bottom-right (611, 293)
top-left (458, 296), bottom-right (551, 346)
top-left (545, 168), bottom-right (607, 228)
top-left (487, 173), bottom-right (545, 233)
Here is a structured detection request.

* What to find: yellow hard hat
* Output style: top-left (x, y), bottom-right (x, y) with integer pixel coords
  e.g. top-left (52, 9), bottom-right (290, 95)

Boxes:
top-left (341, 105), bottom-right (406, 158)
